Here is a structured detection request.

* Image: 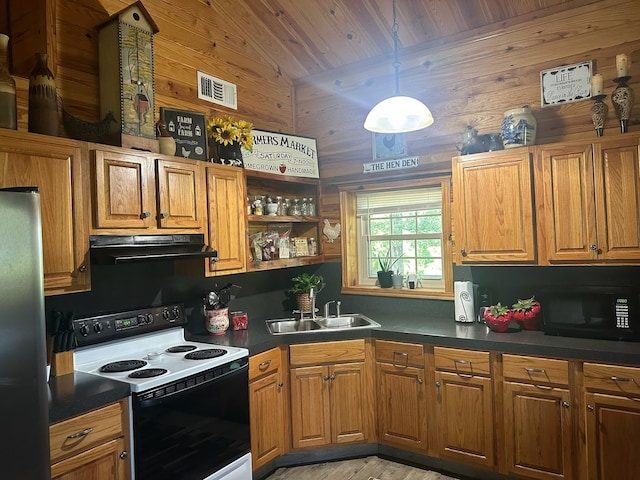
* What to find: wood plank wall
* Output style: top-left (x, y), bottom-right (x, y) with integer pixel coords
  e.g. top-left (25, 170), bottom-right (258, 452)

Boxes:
top-left (298, 0), bottom-right (640, 259)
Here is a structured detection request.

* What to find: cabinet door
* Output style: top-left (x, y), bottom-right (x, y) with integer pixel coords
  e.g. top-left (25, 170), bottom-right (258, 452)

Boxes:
top-left (593, 136), bottom-right (640, 260)
top-left (206, 164), bottom-right (246, 274)
top-left (0, 137), bottom-right (90, 294)
top-left (536, 143), bottom-right (597, 262)
top-left (156, 158), bottom-right (203, 229)
top-left (504, 382), bottom-right (572, 480)
top-left (585, 392), bottom-right (640, 480)
top-left (93, 150), bottom-right (154, 229)
top-left (330, 362), bottom-right (366, 444)
top-left (249, 370), bottom-right (285, 470)
top-left (376, 362), bottom-right (427, 451)
top-left (290, 365), bottom-right (331, 448)
top-left (51, 437), bottom-right (128, 480)
top-left (435, 371), bottom-right (494, 468)
top-left (453, 149), bottom-right (536, 263)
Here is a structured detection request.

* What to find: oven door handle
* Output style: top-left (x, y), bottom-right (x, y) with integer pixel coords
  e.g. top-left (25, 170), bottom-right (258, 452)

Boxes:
top-left (135, 361), bottom-right (248, 408)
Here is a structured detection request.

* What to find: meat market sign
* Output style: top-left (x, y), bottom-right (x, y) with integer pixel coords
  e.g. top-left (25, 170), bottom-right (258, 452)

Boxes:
top-left (242, 129), bottom-right (319, 178)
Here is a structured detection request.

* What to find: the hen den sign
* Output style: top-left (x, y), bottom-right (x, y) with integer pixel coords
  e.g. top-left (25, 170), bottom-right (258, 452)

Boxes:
top-left (242, 129), bottom-right (319, 178)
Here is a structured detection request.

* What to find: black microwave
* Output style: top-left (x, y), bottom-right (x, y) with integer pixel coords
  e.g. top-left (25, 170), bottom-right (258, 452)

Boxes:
top-left (541, 286), bottom-right (639, 341)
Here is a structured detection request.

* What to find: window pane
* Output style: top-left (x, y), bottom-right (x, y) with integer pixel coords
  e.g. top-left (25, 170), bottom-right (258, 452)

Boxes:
top-left (392, 216), bottom-right (416, 234)
top-left (370, 218), bottom-right (390, 235)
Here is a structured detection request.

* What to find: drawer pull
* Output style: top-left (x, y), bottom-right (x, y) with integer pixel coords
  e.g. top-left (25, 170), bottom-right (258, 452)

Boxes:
top-left (259, 360), bottom-right (272, 369)
top-left (67, 427), bottom-right (93, 439)
top-left (525, 368), bottom-right (546, 374)
top-left (454, 359), bottom-right (470, 365)
top-left (393, 351), bottom-right (409, 367)
top-left (610, 376), bottom-right (632, 382)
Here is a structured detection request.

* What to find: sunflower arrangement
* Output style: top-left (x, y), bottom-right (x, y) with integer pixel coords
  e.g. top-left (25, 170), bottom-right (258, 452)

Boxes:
top-left (206, 115), bottom-right (254, 152)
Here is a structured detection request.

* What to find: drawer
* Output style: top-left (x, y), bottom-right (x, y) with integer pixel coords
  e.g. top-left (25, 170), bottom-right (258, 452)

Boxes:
top-left (503, 354), bottom-right (569, 385)
top-left (584, 362), bottom-right (640, 395)
top-left (249, 347), bottom-right (282, 381)
top-left (289, 339), bottom-right (365, 366)
top-left (375, 340), bottom-right (424, 367)
top-left (50, 401), bottom-right (124, 464)
top-left (434, 346), bottom-right (491, 376)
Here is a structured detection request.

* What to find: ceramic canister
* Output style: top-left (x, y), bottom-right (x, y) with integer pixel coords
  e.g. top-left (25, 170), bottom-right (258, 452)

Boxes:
top-left (206, 307), bottom-right (229, 335)
top-left (501, 105), bottom-right (537, 149)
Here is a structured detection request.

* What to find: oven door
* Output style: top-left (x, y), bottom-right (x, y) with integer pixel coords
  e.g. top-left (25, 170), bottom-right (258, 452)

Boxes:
top-left (131, 357), bottom-right (250, 480)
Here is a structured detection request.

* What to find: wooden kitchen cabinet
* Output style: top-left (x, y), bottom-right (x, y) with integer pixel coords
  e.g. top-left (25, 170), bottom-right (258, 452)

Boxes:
top-left (0, 131), bottom-right (90, 295)
top-left (289, 340), bottom-right (371, 449)
top-left (502, 354), bottom-right (573, 480)
top-left (583, 362), bottom-right (640, 480)
top-left (453, 148), bottom-right (536, 264)
top-left (50, 399), bottom-right (130, 480)
top-left (433, 347), bottom-right (495, 469)
top-left (535, 134), bottom-right (640, 263)
top-left (375, 340), bottom-right (427, 452)
top-left (91, 146), bottom-right (205, 233)
top-left (249, 347), bottom-right (288, 471)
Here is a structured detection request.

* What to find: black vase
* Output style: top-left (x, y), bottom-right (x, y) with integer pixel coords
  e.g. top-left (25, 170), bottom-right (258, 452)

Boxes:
top-left (215, 141), bottom-right (244, 167)
top-left (28, 53), bottom-right (59, 136)
top-left (377, 270), bottom-right (394, 288)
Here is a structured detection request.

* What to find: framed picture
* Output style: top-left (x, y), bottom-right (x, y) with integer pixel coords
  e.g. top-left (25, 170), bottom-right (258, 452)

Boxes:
top-left (159, 107), bottom-right (208, 160)
top-left (372, 133), bottom-right (407, 160)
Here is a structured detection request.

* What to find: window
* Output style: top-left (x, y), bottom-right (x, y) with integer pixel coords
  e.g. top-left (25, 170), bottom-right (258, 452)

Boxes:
top-left (340, 176), bottom-right (453, 299)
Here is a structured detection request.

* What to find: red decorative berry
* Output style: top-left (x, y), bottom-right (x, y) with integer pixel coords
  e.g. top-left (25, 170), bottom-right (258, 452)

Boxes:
top-left (511, 296), bottom-right (542, 330)
top-left (484, 303), bottom-right (512, 332)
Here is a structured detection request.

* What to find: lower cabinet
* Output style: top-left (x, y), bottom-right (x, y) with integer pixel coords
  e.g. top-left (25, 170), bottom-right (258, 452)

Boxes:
top-left (289, 340), bottom-right (371, 449)
top-left (49, 399), bottom-right (130, 480)
top-left (249, 347), bottom-right (288, 471)
top-left (375, 340), bottom-right (427, 451)
top-left (433, 347), bottom-right (494, 469)
top-left (502, 354), bottom-right (573, 480)
top-left (583, 362), bottom-right (640, 480)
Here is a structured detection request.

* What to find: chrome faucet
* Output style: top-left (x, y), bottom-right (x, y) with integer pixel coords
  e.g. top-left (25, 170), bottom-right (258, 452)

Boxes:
top-left (309, 288), bottom-right (317, 320)
top-left (324, 300), bottom-right (341, 319)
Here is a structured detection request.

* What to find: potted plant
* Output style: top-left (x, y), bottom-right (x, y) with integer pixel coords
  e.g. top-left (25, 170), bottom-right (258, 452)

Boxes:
top-left (289, 272), bottom-right (325, 312)
top-left (377, 251), bottom-right (402, 288)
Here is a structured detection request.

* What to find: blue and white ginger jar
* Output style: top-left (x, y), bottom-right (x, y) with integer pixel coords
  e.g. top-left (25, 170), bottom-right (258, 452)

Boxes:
top-left (501, 105), bottom-right (537, 149)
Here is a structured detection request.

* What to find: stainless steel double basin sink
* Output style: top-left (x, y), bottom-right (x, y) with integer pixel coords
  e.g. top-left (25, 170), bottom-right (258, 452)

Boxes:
top-left (265, 313), bottom-right (380, 335)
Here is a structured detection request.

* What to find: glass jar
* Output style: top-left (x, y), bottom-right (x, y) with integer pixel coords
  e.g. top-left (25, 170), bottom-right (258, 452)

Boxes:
top-left (283, 198), bottom-right (290, 216)
top-left (301, 198), bottom-right (308, 216)
top-left (253, 196), bottom-right (263, 215)
top-left (307, 197), bottom-right (316, 217)
top-left (308, 237), bottom-right (317, 256)
top-left (289, 198), bottom-right (302, 216)
top-left (275, 196), bottom-right (285, 216)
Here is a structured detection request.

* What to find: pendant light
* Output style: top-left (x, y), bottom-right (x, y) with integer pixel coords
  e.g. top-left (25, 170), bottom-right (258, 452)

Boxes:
top-left (364, 0), bottom-right (434, 133)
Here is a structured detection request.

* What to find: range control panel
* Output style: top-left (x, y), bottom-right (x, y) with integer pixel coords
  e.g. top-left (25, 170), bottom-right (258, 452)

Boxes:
top-left (73, 304), bottom-right (186, 347)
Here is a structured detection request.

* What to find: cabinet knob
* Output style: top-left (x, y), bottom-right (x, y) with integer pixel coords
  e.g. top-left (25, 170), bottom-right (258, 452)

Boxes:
top-left (159, 212), bottom-right (169, 219)
top-left (562, 401), bottom-right (570, 409)
top-left (589, 244), bottom-right (598, 251)
top-left (119, 451), bottom-right (128, 460)
top-left (323, 375), bottom-right (330, 381)
top-left (587, 404), bottom-right (594, 412)
top-left (417, 378), bottom-right (423, 384)
top-left (460, 248), bottom-right (468, 257)
top-left (140, 211), bottom-right (151, 219)
top-left (435, 381), bottom-right (441, 388)
top-left (277, 382), bottom-right (284, 388)
top-left (78, 264), bottom-right (87, 273)
top-left (330, 375), bottom-right (335, 381)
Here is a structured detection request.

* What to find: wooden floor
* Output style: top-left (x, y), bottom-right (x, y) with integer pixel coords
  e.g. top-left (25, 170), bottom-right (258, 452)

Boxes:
top-left (264, 456), bottom-right (460, 480)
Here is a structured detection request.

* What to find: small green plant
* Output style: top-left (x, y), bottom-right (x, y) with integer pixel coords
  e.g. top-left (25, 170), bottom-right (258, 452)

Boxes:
top-left (289, 272), bottom-right (325, 295)
top-left (377, 251), bottom-right (403, 273)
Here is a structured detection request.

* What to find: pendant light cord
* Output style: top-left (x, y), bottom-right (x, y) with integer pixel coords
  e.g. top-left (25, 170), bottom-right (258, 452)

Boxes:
top-left (392, 0), bottom-right (400, 95)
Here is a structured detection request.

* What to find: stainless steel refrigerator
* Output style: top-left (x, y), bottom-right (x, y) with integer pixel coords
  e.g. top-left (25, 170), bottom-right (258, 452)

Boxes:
top-left (0, 187), bottom-right (51, 479)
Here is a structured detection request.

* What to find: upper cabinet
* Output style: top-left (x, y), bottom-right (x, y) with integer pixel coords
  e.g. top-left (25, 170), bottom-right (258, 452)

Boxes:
top-left (453, 149), bottom-right (536, 264)
top-left (91, 146), bottom-right (206, 234)
top-left (535, 135), bottom-right (640, 264)
top-left (0, 131), bottom-right (90, 295)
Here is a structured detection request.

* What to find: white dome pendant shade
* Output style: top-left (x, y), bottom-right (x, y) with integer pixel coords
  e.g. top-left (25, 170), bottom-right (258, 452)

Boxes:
top-left (364, 95), bottom-right (434, 133)
top-left (364, 0), bottom-right (434, 134)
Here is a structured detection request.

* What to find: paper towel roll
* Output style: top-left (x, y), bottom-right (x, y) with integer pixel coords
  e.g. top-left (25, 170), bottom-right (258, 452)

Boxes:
top-left (455, 281), bottom-right (475, 323)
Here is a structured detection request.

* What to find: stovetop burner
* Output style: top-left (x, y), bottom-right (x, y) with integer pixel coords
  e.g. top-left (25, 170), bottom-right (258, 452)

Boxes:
top-left (129, 368), bottom-right (168, 379)
top-left (166, 345), bottom-right (198, 353)
top-left (184, 348), bottom-right (226, 360)
top-left (100, 359), bottom-right (148, 373)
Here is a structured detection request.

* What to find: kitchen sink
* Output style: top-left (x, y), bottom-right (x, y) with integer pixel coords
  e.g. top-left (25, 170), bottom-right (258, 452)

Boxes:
top-left (265, 313), bottom-right (380, 335)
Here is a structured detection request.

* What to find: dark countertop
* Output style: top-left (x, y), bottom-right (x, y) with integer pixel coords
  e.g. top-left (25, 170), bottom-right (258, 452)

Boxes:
top-left (51, 312), bottom-right (639, 424)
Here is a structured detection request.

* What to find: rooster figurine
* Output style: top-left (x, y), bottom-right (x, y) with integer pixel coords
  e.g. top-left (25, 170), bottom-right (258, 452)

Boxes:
top-left (323, 219), bottom-right (341, 243)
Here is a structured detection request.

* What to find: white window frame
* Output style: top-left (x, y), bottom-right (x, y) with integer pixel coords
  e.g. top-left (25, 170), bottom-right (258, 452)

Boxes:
top-left (339, 175), bottom-right (453, 300)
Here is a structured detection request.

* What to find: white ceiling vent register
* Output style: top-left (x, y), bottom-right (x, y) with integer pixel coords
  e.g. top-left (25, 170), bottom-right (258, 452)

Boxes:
top-left (197, 71), bottom-right (237, 109)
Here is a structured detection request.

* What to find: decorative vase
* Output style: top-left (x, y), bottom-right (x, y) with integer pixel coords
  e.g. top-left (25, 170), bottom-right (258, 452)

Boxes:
top-left (28, 53), bottom-right (59, 136)
top-left (590, 94), bottom-right (608, 137)
top-left (391, 274), bottom-right (404, 289)
top-left (0, 33), bottom-right (17, 130)
top-left (156, 120), bottom-right (176, 156)
top-left (205, 307), bottom-right (229, 335)
top-left (611, 76), bottom-right (634, 134)
top-left (213, 141), bottom-right (244, 167)
top-left (500, 105), bottom-right (537, 149)
top-left (377, 270), bottom-right (394, 288)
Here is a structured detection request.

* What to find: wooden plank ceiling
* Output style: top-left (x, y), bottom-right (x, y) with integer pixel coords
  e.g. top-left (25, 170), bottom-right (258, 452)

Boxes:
top-left (211, 0), bottom-right (599, 83)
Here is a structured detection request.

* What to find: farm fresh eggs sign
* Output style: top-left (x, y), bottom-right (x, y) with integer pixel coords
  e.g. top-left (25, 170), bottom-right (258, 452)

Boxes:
top-left (242, 130), bottom-right (319, 178)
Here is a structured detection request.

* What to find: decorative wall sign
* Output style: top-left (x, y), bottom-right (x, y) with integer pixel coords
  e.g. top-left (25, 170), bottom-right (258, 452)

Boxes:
top-left (540, 61), bottom-right (592, 107)
top-left (242, 129), bottom-right (319, 178)
top-left (372, 133), bottom-right (407, 160)
top-left (363, 156), bottom-right (420, 174)
top-left (159, 107), bottom-right (207, 160)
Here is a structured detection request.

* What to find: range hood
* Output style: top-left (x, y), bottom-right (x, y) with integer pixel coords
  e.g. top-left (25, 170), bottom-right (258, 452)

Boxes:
top-left (90, 234), bottom-right (217, 265)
